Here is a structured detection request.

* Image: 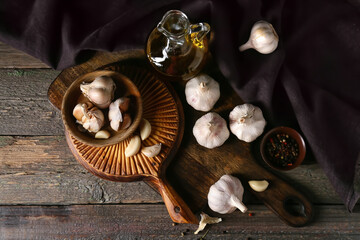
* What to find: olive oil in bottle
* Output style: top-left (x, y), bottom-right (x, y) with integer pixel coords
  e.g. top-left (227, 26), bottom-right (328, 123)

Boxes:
top-left (146, 10), bottom-right (210, 80)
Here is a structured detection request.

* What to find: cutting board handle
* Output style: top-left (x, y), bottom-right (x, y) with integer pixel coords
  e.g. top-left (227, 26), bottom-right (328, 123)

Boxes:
top-left (152, 177), bottom-right (198, 224)
top-left (250, 175), bottom-right (314, 227)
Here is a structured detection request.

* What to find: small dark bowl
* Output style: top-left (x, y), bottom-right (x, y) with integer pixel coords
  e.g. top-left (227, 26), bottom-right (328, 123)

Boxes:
top-left (61, 70), bottom-right (142, 147)
top-left (260, 126), bottom-right (306, 171)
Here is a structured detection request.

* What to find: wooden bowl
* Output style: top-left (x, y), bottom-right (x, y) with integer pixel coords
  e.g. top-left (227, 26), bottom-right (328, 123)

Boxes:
top-left (260, 126), bottom-right (306, 171)
top-left (61, 70), bottom-right (142, 147)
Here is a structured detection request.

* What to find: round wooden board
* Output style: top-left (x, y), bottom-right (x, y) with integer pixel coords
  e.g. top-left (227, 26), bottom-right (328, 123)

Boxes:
top-left (66, 64), bottom-right (183, 182)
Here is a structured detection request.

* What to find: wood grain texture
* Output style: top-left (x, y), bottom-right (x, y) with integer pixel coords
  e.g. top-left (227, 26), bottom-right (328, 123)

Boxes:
top-left (0, 69), bottom-right (63, 135)
top-left (0, 204), bottom-right (359, 240)
top-left (0, 136), bottom-right (345, 206)
top-left (0, 136), bottom-right (162, 205)
top-left (0, 66), bottom-right (344, 206)
top-left (0, 42), bottom-right (50, 68)
top-left (48, 51), bottom-right (317, 226)
top-left (0, 41), bottom-right (359, 237)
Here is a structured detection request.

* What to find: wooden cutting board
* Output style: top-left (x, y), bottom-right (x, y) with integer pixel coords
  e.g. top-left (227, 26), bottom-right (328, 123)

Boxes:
top-left (48, 49), bottom-right (313, 227)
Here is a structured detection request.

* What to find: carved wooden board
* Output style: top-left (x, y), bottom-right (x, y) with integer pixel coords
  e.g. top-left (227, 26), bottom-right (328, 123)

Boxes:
top-left (48, 50), bottom-right (313, 227)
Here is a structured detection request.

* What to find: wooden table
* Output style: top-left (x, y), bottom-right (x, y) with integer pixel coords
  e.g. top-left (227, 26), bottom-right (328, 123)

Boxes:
top-left (0, 41), bottom-right (359, 239)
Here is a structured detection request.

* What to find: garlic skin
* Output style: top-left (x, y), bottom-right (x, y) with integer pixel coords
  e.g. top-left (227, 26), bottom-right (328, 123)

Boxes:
top-left (108, 98), bottom-right (123, 131)
top-left (193, 112), bottom-right (229, 149)
top-left (239, 20), bottom-right (279, 54)
top-left (208, 175), bottom-right (247, 214)
top-left (229, 103), bottom-right (266, 142)
top-left (194, 212), bottom-right (222, 235)
top-left (73, 103), bottom-right (104, 133)
top-left (185, 74), bottom-right (220, 112)
top-left (141, 143), bottom-right (162, 157)
top-left (80, 76), bottom-right (116, 109)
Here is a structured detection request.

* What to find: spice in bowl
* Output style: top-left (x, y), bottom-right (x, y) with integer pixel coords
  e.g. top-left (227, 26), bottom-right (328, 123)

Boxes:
top-left (260, 126), bottom-right (306, 171)
top-left (265, 133), bottom-right (299, 168)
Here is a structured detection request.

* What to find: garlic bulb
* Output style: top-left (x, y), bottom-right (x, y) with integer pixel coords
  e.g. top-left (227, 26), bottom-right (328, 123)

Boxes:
top-left (185, 74), bottom-right (220, 112)
top-left (72, 102), bottom-right (104, 133)
top-left (80, 76), bottom-right (116, 109)
top-left (108, 97), bottom-right (130, 131)
top-left (239, 20), bottom-right (279, 54)
top-left (208, 175), bottom-right (247, 214)
top-left (229, 103), bottom-right (266, 142)
top-left (194, 212), bottom-right (222, 235)
top-left (193, 112), bottom-right (229, 149)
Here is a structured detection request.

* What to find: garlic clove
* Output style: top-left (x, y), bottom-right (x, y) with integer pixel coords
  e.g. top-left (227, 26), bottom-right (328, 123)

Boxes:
top-left (185, 74), bottom-right (220, 112)
top-left (248, 180), bottom-right (269, 192)
top-left (118, 97), bottom-right (130, 112)
top-left (81, 107), bottom-right (105, 133)
top-left (95, 130), bottom-right (111, 139)
top-left (194, 212), bottom-right (222, 235)
top-left (193, 112), bottom-right (229, 149)
top-left (239, 20), bottom-right (279, 54)
top-left (76, 104), bottom-right (104, 133)
top-left (229, 103), bottom-right (266, 142)
top-left (108, 99), bottom-right (123, 131)
top-left (208, 175), bottom-right (248, 214)
top-left (140, 118), bottom-right (151, 140)
top-left (73, 103), bottom-right (86, 122)
top-left (141, 143), bottom-right (162, 158)
top-left (120, 114), bottom-right (132, 130)
top-left (125, 135), bottom-right (141, 157)
top-left (80, 76), bottom-right (116, 109)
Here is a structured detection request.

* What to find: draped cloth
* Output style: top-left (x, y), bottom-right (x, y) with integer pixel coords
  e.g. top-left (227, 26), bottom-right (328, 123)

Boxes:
top-left (1, 0), bottom-right (359, 211)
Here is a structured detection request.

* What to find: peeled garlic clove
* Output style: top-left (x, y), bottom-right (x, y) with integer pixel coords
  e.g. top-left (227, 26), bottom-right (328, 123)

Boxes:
top-left (141, 143), bottom-right (161, 157)
top-left (208, 175), bottom-right (247, 214)
top-left (185, 74), bottom-right (220, 112)
top-left (73, 103), bottom-right (86, 122)
top-left (95, 130), bottom-right (111, 139)
top-left (125, 135), bottom-right (141, 157)
top-left (194, 212), bottom-right (222, 235)
top-left (229, 103), bottom-right (266, 143)
top-left (239, 20), bottom-right (279, 54)
top-left (193, 112), bottom-right (229, 149)
top-left (140, 118), bottom-right (151, 140)
top-left (81, 106), bottom-right (105, 133)
top-left (248, 180), bottom-right (269, 192)
top-left (80, 76), bottom-right (116, 109)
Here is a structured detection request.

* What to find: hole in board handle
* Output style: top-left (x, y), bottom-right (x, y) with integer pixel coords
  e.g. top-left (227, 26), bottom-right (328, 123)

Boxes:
top-left (174, 206), bottom-right (181, 213)
top-left (283, 197), bottom-right (307, 217)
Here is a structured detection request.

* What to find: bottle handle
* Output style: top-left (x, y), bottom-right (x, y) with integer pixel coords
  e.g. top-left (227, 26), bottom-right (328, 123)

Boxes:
top-left (190, 23), bottom-right (210, 41)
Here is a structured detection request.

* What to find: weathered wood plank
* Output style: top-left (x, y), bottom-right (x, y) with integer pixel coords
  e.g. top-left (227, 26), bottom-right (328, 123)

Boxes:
top-left (0, 204), bottom-right (359, 240)
top-left (0, 42), bottom-right (50, 69)
top-left (0, 136), bottom-right (345, 205)
top-left (0, 69), bottom-right (63, 135)
top-left (0, 136), bottom-right (162, 205)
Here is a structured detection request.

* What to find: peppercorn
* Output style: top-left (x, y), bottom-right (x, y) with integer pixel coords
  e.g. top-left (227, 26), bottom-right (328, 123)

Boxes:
top-left (265, 133), bottom-right (299, 168)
